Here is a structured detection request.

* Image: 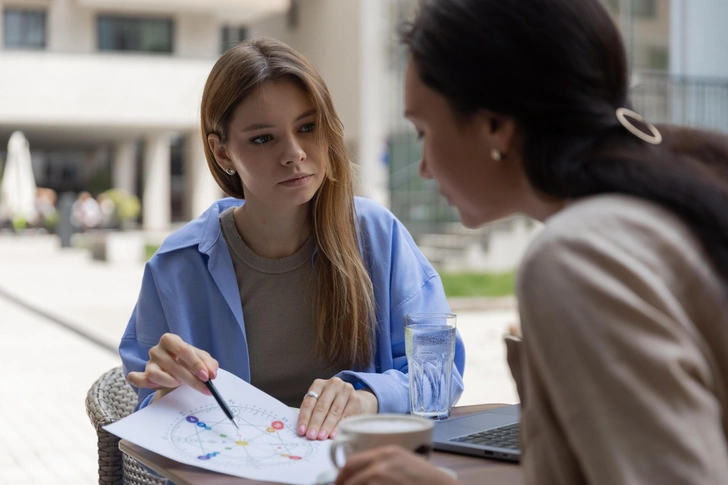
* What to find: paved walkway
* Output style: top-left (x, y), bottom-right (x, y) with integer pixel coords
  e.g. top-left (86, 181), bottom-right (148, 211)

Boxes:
top-left (0, 234), bottom-right (518, 485)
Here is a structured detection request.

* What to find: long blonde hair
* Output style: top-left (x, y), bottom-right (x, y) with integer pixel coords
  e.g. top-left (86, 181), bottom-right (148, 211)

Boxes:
top-left (200, 38), bottom-right (376, 369)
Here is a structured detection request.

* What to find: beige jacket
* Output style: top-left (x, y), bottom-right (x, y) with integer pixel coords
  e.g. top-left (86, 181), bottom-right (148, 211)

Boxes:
top-left (507, 195), bottom-right (728, 485)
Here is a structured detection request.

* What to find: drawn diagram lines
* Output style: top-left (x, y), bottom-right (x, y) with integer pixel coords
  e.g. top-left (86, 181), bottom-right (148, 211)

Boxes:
top-left (167, 404), bottom-right (314, 469)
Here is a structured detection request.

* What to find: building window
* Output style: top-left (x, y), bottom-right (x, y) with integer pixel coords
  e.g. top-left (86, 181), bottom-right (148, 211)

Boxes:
top-left (601, 0), bottom-right (619, 15)
top-left (647, 46), bottom-right (668, 70)
top-left (3, 9), bottom-right (46, 49)
top-left (97, 15), bottom-right (174, 53)
top-left (633, 0), bottom-right (657, 18)
top-left (601, 0), bottom-right (657, 18)
top-left (220, 26), bottom-right (248, 54)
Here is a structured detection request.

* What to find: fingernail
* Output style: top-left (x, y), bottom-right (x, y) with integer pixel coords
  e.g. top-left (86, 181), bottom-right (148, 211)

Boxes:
top-left (211, 368), bottom-right (217, 379)
top-left (298, 425), bottom-right (306, 436)
top-left (199, 369), bottom-right (209, 381)
top-left (148, 381), bottom-right (159, 388)
top-left (330, 430), bottom-right (338, 439)
top-left (307, 429), bottom-right (317, 440)
top-left (202, 388), bottom-right (212, 396)
top-left (318, 430), bottom-right (328, 440)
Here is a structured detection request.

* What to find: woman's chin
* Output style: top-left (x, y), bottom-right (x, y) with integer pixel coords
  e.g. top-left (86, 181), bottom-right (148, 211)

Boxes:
top-left (457, 210), bottom-right (486, 229)
top-left (458, 208), bottom-right (498, 229)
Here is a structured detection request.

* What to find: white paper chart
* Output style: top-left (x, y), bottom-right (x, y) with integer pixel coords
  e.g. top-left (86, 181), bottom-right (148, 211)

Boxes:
top-left (105, 369), bottom-right (335, 485)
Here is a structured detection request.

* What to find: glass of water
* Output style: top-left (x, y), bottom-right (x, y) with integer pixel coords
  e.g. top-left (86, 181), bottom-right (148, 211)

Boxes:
top-left (404, 313), bottom-right (457, 420)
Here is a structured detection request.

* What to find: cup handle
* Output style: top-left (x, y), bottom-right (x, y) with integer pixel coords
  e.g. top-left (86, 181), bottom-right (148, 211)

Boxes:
top-left (329, 436), bottom-right (353, 469)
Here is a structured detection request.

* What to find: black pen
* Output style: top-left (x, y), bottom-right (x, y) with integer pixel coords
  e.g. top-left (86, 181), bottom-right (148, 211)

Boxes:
top-left (204, 379), bottom-right (238, 429)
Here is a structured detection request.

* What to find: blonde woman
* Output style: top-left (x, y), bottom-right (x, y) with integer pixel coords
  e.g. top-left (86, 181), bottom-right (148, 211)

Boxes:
top-left (120, 38), bottom-right (465, 441)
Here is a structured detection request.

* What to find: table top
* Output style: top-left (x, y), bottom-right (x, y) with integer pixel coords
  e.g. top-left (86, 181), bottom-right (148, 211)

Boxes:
top-left (120, 404), bottom-right (523, 485)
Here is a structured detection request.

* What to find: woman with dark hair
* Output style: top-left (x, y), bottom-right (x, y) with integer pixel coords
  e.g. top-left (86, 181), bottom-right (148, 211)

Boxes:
top-left (335, 0), bottom-right (728, 484)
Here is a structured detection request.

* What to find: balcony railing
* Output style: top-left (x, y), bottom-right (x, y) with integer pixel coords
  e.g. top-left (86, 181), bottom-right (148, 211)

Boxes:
top-left (632, 70), bottom-right (728, 134)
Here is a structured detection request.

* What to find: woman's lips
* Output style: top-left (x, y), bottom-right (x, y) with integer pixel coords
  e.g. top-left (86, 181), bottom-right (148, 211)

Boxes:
top-left (279, 174), bottom-right (313, 187)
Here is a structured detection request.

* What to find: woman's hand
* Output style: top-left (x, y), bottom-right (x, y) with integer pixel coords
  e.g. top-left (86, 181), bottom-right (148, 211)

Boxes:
top-left (335, 445), bottom-right (460, 485)
top-left (297, 377), bottom-right (378, 440)
top-left (127, 333), bottom-right (219, 402)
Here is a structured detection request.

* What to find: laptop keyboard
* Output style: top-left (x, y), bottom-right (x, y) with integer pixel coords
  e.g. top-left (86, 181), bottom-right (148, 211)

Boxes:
top-left (449, 423), bottom-right (520, 450)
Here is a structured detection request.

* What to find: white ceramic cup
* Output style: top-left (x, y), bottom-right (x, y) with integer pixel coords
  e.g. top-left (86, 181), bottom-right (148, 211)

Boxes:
top-left (329, 414), bottom-right (434, 469)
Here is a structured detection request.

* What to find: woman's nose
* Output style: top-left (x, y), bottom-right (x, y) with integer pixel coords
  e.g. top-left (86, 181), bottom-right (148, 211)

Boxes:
top-left (282, 138), bottom-right (306, 165)
top-left (419, 157), bottom-right (433, 179)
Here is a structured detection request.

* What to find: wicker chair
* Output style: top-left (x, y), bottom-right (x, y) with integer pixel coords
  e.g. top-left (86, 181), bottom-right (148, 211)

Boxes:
top-left (85, 366), bottom-right (166, 485)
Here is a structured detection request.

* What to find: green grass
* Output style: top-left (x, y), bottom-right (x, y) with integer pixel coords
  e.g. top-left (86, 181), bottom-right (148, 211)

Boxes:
top-left (145, 244), bottom-right (160, 261)
top-left (439, 270), bottom-right (515, 297)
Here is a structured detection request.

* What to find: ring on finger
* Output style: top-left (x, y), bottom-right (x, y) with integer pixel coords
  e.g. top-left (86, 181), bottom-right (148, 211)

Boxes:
top-left (305, 390), bottom-right (320, 400)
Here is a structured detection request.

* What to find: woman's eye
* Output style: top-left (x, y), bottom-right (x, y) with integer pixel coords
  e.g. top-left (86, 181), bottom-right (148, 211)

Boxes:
top-left (251, 134), bottom-right (273, 144)
top-left (300, 123), bottom-right (315, 133)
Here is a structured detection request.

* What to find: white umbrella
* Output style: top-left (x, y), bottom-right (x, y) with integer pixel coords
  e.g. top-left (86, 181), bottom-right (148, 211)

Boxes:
top-left (0, 131), bottom-right (37, 223)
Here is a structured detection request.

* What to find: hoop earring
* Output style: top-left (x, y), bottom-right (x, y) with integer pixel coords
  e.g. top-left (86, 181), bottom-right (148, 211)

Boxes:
top-left (491, 148), bottom-right (503, 161)
top-left (616, 107), bottom-right (662, 145)
top-left (226, 168), bottom-right (236, 176)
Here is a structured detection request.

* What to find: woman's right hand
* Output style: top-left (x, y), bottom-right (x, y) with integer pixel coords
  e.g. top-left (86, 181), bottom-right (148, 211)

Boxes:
top-left (127, 333), bottom-right (219, 402)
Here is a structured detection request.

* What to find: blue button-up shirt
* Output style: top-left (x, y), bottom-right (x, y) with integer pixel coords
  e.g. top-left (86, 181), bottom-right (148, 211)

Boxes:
top-left (120, 196), bottom-right (465, 414)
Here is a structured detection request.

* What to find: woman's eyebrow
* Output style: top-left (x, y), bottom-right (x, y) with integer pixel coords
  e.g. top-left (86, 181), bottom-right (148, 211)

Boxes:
top-left (243, 109), bottom-right (317, 132)
top-left (295, 108), bottom-right (317, 121)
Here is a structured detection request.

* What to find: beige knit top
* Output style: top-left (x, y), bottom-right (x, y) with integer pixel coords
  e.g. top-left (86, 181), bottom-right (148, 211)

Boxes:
top-left (509, 194), bottom-right (728, 485)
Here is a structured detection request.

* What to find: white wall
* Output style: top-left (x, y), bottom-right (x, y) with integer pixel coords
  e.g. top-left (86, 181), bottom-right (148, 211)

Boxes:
top-left (358, 0), bottom-right (389, 204)
top-left (176, 13), bottom-right (219, 58)
top-left (670, 0), bottom-right (728, 78)
top-left (248, 10), bottom-right (291, 44)
top-left (48, 0), bottom-right (94, 53)
top-left (286, 0), bottom-right (362, 144)
top-left (4, 0), bottom-right (271, 59)
top-left (251, 0), bottom-right (390, 202)
top-left (0, 52), bottom-right (213, 129)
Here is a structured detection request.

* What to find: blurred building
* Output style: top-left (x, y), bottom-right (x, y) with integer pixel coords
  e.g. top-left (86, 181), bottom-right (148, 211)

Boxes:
top-left (0, 0), bottom-right (390, 230)
top-left (385, 0), bottom-right (728, 272)
top-left (605, 0), bottom-right (728, 133)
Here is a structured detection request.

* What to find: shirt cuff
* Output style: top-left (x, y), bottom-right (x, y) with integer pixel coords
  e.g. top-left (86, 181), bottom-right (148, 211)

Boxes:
top-left (335, 370), bottom-right (409, 414)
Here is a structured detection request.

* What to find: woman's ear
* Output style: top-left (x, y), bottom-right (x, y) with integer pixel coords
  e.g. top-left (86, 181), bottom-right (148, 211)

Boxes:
top-left (207, 133), bottom-right (232, 172)
top-left (478, 111), bottom-right (517, 159)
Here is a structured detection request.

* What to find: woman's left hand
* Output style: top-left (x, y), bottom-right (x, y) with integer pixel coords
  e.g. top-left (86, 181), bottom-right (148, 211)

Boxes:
top-left (297, 377), bottom-right (378, 440)
top-left (334, 445), bottom-right (460, 485)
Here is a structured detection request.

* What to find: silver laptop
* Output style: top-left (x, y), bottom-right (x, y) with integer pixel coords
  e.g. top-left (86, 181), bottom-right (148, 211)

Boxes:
top-left (433, 404), bottom-right (520, 462)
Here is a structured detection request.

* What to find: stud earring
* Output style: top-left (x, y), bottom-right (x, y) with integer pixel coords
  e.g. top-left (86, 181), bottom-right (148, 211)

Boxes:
top-left (491, 148), bottom-right (502, 161)
top-left (226, 168), bottom-right (236, 175)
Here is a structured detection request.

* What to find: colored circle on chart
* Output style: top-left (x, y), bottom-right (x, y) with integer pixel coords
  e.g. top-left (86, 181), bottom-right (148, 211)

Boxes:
top-left (171, 404), bottom-right (317, 467)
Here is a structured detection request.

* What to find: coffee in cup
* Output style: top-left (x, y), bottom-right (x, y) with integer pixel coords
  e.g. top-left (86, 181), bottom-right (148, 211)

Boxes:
top-left (329, 414), bottom-right (434, 469)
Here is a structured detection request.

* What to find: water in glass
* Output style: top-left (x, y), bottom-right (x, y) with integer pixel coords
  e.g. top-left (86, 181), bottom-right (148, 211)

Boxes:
top-left (405, 323), bottom-right (456, 420)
